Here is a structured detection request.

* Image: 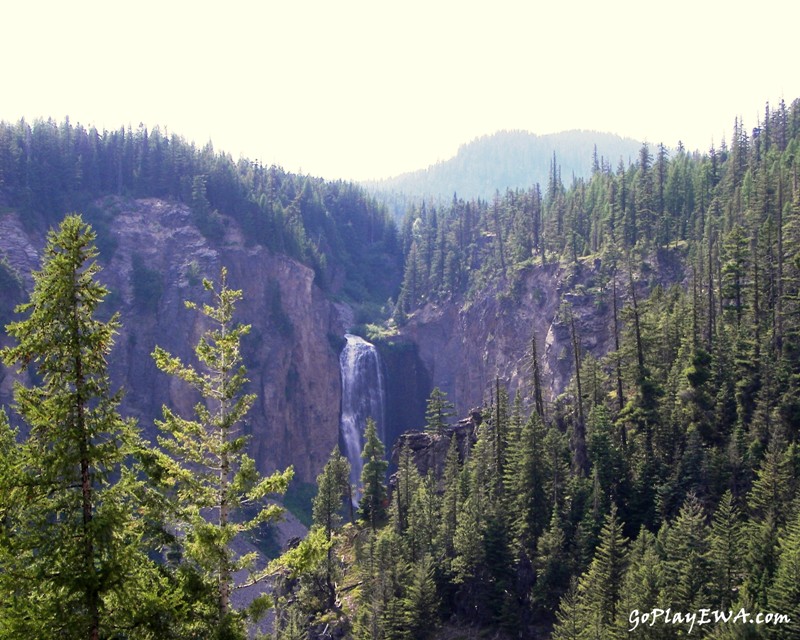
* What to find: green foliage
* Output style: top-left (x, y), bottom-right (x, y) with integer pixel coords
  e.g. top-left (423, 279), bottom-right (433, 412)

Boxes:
top-left (279, 97), bottom-right (800, 638)
top-left (131, 252), bottom-right (164, 312)
top-left (0, 117), bottom-right (403, 305)
top-left (375, 100), bottom-right (800, 635)
top-left (313, 447), bottom-right (351, 537)
top-left (353, 528), bottom-right (408, 640)
top-left (768, 510), bottom-right (800, 638)
top-left (709, 491), bottom-right (746, 609)
top-left (4, 99), bottom-right (800, 639)
top-left (402, 554), bottom-right (440, 639)
top-left (614, 529), bottom-right (664, 638)
top-left (358, 418), bottom-right (388, 528)
top-left (424, 386), bottom-right (455, 433)
top-left (437, 436), bottom-right (462, 566)
top-left (505, 410), bottom-right (550, 556)
top-left (578, 505), bottom-right (629, 626)
top-left (661, 494), bottom-right (711, 611)
top-left (390, 439), bottom-right (422, 538)
top-left (0, 215), bottom-right (169, 638)
top-left (283, 480), bottom-right (317, 528)
top-left (306, 447), bottom-right (351, 612)
top-left (151, 267), bottom-right (293, 633)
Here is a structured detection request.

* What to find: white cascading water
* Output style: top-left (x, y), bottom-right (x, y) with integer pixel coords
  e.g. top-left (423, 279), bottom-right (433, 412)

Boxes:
top-left (339, 334), bottom-right (386, 504)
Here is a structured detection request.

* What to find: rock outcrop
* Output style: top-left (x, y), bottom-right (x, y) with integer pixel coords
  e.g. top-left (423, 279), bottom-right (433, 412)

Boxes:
top-left (0, 198), bottom-right (347, 483)
top-left (399, 251), bottom-right (687, 417)
top-left (390, 408), bottom-right (481, 484)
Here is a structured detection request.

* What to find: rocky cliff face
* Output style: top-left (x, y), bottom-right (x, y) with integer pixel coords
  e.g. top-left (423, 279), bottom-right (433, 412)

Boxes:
top-left (399, 250), bottom-right (686, 418)
top-left (1, 198), bottom-right (688, 482)
top-left (390, 409), bottom-right (482, 483)
top-left (0, 198), bottom-right (347, 483)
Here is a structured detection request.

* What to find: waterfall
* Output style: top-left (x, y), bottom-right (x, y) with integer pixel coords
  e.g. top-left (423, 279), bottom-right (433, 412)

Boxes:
top-left (339, 334), bottom-right (386, 503)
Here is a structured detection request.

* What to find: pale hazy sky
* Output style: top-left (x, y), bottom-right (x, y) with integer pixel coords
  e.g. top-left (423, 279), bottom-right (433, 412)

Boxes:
top-left (3, 0), bottom-right (799, 181)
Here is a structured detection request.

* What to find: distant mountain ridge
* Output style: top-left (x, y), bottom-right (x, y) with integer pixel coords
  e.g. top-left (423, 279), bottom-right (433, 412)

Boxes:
top-left (365, 129), bottom-right (643, 211)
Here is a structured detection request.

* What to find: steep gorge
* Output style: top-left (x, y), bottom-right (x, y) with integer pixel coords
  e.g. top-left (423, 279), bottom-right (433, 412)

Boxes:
top-left (0, 197), bottom-right (346, 484)
top-left (0, 196), bottom-right (689, 490)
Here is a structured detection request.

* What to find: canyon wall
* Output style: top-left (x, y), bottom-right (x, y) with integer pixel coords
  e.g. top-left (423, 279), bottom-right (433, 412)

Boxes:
top-left (0, 198), bottom-right (346, 483)
top-left (399, 250), bottom-right (687, 419)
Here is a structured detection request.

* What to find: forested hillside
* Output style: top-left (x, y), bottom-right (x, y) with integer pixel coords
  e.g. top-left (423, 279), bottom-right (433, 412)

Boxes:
top-left (277, 100), bottom-right (800, 639)
top-left (366, 129), bottom-right (642, 217)
top-left (0, 118), bottom-right (409, 639)
top-left (0, 118), bottom-right (402, 303)
top-left (2, 97), bottom-right (800, 640)
top-left (0, 117), bottom-right (407, 492)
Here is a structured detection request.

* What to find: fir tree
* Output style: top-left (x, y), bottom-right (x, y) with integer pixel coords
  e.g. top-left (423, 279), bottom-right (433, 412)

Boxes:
top-left (390, 439), bottom-right (421, 537)
top-left (402, 554), bottom-right (440, 640)
top-left (359, 418), bottom-right (388, 529)
top-left (550, 578), bottom-right (584, 640)
top-left (578, 504), bottom-right (629, 628)
top-left (744, 436), bottom-right (796, 606)
top-left (505, 410), bottom-right (549, 556)
top-left (311, 446), bottom-right (350, 611)
top-left (354, 529), bottom-right (407, 640)
top-left (661, 493), bottom-right (711, 611)
top-left (151, 267), bottom-right (293, 635)
top-left (614, 528), bottom-right (664, 639)
top-left (0, 215), bottom-right (159, 639)
top-left (533, 508), bottom-right (569, 615)
top-left (438, 436), bottom-right (462, 562)
top-left (424, 386), bottom-right (455, 434)
top-left (709, 491), bottom-right (745, 609)
top-left (406, 473), bottom-right (439, 563)
top-left (767, 510), bottom-right (800, 639)
top-left (313, 446), bottom-right (351, 538)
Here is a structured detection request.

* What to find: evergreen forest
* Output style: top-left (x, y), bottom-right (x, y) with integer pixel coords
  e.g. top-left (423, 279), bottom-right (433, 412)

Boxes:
top-left (1, 99), bottom-right (800, 639)
top-left (0, 118), bottom-right (403, 305)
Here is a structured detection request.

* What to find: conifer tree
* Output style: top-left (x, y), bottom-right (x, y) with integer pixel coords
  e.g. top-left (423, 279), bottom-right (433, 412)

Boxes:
top-left (355, 528), bottom-right (407, 640)
top-left (550, 578), bottom-right (584, 640)
top-left (744, 436), bottom-right (796, 606)
top-left (152, 267), bottom-right (293, 635)
top-left (406, 473), bottom-right (439, 563)
top-left (505, 411), bottom-right (549, 556)
top-left (390, 439), bottom-right (421, 537)
top-left (709, 491), bottom-right (745, 609)
top-left (451, 489), bottom-right (486, 586)
top-left (359, 417), bottom-right (388, 529)
top-left (768, 510), bottom-right (800, 638)
top-left (578, 504), bottom-right (629, 628)
top-left (313, 446), bottom-right (351, 538)
top-left (0, 215), bottom-right (157, 639)
top-left (528, 328), bottom-right (546, 419)
top-left (424, 386), bottom-right (455, 433)
top-left (586, 404), bottom-right (628, 514)
top-left (533, 508), bottom-right (569, 615)
top-left (311, 446), bottom-right (351, 610)
top-left (661, 493), bottom-right (711, 611)
top-left (614, 528), bottom-right (664, 639)
top-left (402, 554), bottom-right (440, 640)
top-left (438, 436), bottom-right (462, 561)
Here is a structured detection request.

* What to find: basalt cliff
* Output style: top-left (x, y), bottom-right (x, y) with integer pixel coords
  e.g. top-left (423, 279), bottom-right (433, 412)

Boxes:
top-left (396, 248), bottom-right (686, 419)
top-left (1, 196), bottom-right (687, 485)
top-left (0, 197), bottom-right (345, 484)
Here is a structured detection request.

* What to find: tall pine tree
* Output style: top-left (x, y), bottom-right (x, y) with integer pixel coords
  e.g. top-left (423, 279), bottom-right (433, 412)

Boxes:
top-left (0, 215), bottom-right (157, 639)
top-left (152, 267), bottom-right (293, 637)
